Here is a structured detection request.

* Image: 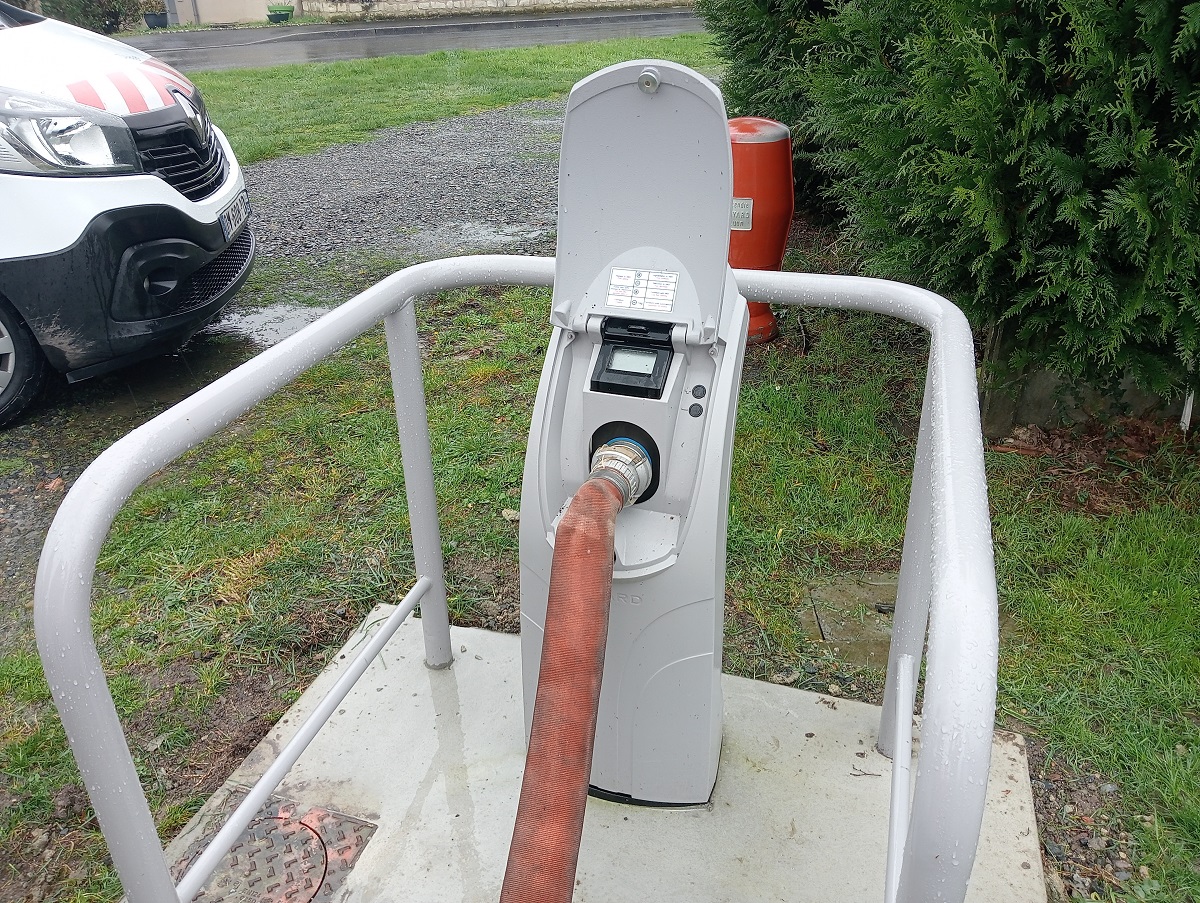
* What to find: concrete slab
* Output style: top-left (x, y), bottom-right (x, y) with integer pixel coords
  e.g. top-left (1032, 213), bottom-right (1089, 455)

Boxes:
top-left (167, 607), bottom-right (1045, 903)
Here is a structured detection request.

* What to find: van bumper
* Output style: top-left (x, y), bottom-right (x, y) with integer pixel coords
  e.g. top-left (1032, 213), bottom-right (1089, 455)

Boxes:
top-left (0, 203), bottom-right (255, 378)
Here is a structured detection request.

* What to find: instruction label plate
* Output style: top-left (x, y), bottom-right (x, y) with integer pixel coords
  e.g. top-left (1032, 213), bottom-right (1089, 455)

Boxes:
top-left (731, 197), bottom-right (753, 231)
top-left (606, 268), bottom-right (678, 312)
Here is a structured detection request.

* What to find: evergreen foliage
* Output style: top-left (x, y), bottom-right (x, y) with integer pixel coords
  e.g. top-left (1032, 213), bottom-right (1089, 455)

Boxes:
top-left (700, 0), bottom-right (1200, 394)
top-left (694, 0), bottom-right (834, 199)
top-left (40, 0), bottom-right (142, 33)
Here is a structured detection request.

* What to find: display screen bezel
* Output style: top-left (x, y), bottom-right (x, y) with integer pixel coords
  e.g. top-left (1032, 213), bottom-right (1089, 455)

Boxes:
top-left (591, 342), bottom-right (673, 399)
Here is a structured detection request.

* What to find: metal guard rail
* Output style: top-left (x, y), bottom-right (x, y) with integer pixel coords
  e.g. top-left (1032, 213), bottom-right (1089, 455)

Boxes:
top-left (34, 255), bottom-right (997, 903)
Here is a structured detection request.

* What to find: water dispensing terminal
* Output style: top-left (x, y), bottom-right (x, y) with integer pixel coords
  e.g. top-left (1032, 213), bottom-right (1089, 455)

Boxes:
top-left (520, 62), bottom-right (746, 807)
top-left (34, 61), bottom-right (1046, 903)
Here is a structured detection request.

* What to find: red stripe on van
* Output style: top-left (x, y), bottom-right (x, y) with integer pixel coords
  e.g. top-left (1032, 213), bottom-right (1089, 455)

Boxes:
top-left (67, 80), bottom-right (105, 111)
top-left (142, 59), bottom-right (194, 92)
top-left (144, 70), bottom-right (176, 106)
top-left (108, 71), bottom-right (148, 114)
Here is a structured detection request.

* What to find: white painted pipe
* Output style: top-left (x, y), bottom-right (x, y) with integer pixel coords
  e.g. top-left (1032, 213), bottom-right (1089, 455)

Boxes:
top-left (885, 653), bottom-right (916, 903)
top-left (174, 578), bottom-right (430, 902)
top-left (36, 260), bottom-right (993, 903)
top-left (34, 255), bottom-right (555, 903)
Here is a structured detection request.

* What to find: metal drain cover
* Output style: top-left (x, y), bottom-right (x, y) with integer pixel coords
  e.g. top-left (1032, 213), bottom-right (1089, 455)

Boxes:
top-left (173, 790), bottom-right (376, 903)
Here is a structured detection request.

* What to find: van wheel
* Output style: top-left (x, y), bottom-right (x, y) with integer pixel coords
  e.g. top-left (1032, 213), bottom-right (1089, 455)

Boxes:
top-left (0, 297), bottom-right (48, 428)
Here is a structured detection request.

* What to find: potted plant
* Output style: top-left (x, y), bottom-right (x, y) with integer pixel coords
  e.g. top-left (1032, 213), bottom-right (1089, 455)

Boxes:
top-left (142, 0), bottom-right (169, 28)
top-left (267, 3), bottom-right (294, 21)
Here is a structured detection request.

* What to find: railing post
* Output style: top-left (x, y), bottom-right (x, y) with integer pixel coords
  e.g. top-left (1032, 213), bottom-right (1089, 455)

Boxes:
top-left (895, 320), bottom-right (998, 903)
top-left (34, 256), bottom-right (553, 903)
top-left (877, 366), bottom-right (935, 758)
top-left (884, 652), bottom-right (917, 903)
top-left (733, 269), bottom-right (998, 903)
top-left (34, 470), bottom-right (187, 903)
top-left (386, 302), bottom-right (454, 669)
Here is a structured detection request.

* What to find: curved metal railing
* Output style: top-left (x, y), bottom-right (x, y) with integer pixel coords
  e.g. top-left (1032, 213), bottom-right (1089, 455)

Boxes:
top-left (737, 270), bottom-right (999, 903)
top-left (34, 257), bottom-right (996, 903)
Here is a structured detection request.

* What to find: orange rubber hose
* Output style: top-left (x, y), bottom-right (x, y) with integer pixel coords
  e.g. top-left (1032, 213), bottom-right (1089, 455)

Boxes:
top-left (499, 476), bottom-right (625, 903)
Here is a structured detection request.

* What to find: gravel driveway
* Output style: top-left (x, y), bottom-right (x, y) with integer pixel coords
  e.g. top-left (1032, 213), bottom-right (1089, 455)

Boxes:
top-left (248, 99), bottom-right (564, 264)
top-left (0, 99), bottom-right (567, 653)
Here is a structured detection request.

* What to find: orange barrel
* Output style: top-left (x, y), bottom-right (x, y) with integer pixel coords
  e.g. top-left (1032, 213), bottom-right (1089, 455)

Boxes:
top-left (728, 117), bottom-right (795, 344)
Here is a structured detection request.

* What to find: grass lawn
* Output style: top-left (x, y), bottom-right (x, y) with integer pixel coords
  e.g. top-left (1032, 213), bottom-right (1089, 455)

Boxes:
top-left (191, 34), bottom-right (720, 164)
top-left (1, 35), bottom-right (1198, 903)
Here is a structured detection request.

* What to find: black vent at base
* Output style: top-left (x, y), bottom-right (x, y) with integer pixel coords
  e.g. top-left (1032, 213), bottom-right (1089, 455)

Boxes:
top-left (180, 228), bottom-right (254, 313)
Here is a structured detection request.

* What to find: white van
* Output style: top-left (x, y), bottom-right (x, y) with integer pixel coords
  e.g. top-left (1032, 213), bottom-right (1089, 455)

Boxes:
top-left (0, 1), bottom-right (253, 425)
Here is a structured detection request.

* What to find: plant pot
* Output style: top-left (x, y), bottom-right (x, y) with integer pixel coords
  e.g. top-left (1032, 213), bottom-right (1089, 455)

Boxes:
top-left (143, 11), bottom-right (168, 28)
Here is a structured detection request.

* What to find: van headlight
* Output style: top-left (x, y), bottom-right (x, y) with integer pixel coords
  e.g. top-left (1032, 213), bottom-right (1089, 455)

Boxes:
top-left (0, 87), bottom-right (140, 175)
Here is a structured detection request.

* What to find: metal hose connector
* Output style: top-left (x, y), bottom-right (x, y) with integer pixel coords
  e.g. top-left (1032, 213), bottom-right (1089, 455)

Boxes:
top-left (589, 438), bottom-right (654, 507)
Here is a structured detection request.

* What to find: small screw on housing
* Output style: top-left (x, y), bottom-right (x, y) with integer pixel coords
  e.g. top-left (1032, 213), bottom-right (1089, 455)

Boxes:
top-left (638, 67), bottom-right (660, 95)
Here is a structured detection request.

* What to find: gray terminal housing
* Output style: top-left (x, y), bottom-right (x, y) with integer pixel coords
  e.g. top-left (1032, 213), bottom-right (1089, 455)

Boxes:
top-left (519, 60), bottom-right (748, 805)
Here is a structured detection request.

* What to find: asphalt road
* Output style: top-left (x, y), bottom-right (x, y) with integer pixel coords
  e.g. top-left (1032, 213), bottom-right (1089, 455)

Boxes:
top-left (122, 8), bottom-right (704, 71)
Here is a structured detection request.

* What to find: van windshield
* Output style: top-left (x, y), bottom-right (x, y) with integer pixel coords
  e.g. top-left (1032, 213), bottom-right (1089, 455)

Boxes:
top-left (0, 1), bottom-right (43, 28)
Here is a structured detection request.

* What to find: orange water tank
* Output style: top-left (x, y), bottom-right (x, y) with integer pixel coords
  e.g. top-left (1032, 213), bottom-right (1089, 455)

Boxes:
top-left (728, 117), bottom-right (795, 343)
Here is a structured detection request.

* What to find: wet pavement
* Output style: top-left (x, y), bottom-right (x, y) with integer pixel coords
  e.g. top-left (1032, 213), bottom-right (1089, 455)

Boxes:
top-left (36, 303), bottom-right (329, 426)
top-left (209, 301), bottom-right (331, 346)
top-left (122, 9), bottom-right (704, 71)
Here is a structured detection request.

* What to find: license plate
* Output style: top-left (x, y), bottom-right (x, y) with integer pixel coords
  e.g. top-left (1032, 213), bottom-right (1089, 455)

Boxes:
top-left (219, 190), bottom-right (251, 240)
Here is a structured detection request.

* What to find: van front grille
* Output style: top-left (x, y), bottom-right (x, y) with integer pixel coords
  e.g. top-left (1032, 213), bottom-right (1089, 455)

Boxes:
top-left (133, 124), bottom-right (227, 202)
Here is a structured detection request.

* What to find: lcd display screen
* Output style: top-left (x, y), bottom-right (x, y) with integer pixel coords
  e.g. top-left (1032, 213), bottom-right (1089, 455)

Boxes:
top-left (610, 347), bottom-right (658, 375)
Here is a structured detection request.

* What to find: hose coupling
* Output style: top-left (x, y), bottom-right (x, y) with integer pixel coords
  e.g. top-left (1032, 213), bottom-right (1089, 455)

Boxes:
top-left (590, 438), bottom-right (654, 508)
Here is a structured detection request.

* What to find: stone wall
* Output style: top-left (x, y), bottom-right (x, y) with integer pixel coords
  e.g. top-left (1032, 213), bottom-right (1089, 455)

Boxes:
top-left (168, 0), bottom-right (685, 25)
top-left (302, 0), bottom-right (685, 17)
top-left (977, 322), bottom-right (1187, 438)
top-left (180, 0), bottom-right (262, 25)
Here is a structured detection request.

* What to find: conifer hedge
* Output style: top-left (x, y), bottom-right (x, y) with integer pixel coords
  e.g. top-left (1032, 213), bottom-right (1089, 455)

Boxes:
top-left (700, 0), bottom-right (1200, 394)
top-left (694, 0), bottom-right (834, 198)
top-left (40, 0), bottom-right (142, 33)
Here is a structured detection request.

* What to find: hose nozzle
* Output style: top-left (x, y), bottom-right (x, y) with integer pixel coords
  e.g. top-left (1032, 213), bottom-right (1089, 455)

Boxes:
top-left (590, 439), bottom-right (654, 508)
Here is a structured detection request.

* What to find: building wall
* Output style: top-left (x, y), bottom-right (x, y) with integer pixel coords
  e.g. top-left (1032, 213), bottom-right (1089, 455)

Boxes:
top-left (170, 0), bottom-right (266, 25)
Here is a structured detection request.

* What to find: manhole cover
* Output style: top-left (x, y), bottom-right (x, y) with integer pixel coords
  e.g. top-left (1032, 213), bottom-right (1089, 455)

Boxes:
top-left (173, 790), bottom-right (375, 903)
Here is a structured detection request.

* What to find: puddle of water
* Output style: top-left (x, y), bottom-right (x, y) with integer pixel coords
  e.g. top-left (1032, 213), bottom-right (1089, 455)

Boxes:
top-left (209, 302), bottom-right (331, 346)
top-left (413, 222), bottom-right (553, 256)
top-left (808, 572), bottom-right (898, 669)
top-left (86, 334), bottom-right (255, 424)
top-left (68, 303), bottom-right (331, 427)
